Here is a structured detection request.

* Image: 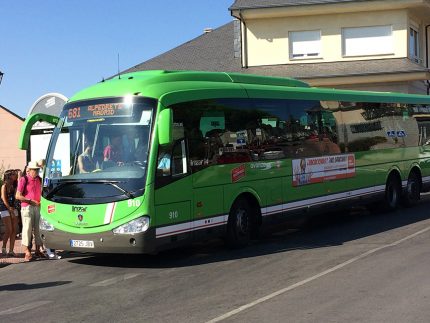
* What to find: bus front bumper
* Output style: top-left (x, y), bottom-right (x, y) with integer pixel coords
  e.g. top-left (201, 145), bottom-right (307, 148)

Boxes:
top-left (40, 228), bottom-right (156, 254)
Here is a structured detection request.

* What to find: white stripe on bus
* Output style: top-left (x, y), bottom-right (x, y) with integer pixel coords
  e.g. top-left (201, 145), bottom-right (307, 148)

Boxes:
top-left (154, 179), bottom-right (421, 239)
top-left (156, 185), bottom-right (383, 238)
top-left (156, 215), bottom-right (228, 238)
top-left (264, 185), bottom-right (385, 216)
top-left (104, 202), bottom-right (116, 225)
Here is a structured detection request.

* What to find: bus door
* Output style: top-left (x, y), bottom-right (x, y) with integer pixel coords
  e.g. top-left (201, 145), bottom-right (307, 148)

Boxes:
top-left (154, 138), bottom-right (193, 245)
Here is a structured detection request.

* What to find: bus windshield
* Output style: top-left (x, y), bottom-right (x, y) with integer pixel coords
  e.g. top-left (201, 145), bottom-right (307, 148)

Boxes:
top-left (43, 97), bottom-right (156, 202)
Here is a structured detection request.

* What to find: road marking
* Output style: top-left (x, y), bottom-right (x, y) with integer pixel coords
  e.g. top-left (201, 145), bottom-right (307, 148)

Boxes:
top-left (0, 301), bottom-right (52, 315)
top-left (89, 273), bottom-right (141, 287)
top-left (207, 225), bottom-right (430, 323)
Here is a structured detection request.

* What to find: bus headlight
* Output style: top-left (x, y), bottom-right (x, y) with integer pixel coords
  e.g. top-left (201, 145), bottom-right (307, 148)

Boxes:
top-left (112, 216), bottom-right (150, 234)
top-left (40, 217), bottom-right (55, 232)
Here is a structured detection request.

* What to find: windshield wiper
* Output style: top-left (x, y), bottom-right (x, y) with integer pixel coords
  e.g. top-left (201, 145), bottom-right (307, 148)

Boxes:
top-left (110, 183), bottom-right (134, 198)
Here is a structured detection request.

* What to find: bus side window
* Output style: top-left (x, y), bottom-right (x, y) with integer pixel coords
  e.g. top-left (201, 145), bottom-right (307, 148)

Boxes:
top-left (156, 139), bottom-right (188, 178)
top-left (157, 147), bottom-right (172, 177)
top-left (171, 139), bottom-right (187, 176)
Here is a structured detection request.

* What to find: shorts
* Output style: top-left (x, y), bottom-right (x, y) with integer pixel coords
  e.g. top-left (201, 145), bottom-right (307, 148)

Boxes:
top-left (0, 209), bottom-right (19, 218)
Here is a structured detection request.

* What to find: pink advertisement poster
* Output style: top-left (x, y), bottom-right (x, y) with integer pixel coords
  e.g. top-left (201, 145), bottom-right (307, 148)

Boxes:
top-left (292, 154), bottom-right (355, 186)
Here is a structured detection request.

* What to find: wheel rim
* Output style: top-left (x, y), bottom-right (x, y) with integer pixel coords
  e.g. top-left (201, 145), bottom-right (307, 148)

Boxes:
top-left (407, 179), bottom-right (419, 201)
top-left (235, 208), bottom-right (249, 235)
top-left (387, 183), bottom-right (398, 208)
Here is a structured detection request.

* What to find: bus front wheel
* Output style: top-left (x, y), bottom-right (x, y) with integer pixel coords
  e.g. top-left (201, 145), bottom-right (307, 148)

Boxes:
top-left (226, 197), bottom-right (256, 248)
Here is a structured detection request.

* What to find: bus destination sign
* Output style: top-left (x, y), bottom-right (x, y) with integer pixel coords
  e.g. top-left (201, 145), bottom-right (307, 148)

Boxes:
top-left (67, 103), bottom-right (132, 121)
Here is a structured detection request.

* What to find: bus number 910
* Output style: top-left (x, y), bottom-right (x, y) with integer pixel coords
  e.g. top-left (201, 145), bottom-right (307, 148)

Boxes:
top-left (169, 211), bottom-right (179, 220)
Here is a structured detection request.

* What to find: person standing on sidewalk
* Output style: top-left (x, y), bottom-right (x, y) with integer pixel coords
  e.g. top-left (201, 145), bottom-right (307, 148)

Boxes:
top-left (0, 170), bottom-right (19, 257)
top-left (13, 169), bottom-right (23, 239)
top-left (36, 159), bottom-right (61, 260)
top-left (15, 161), bottom-right (43, 261)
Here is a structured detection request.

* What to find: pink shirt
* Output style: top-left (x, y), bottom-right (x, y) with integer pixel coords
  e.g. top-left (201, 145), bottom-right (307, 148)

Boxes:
top-left (103, 145), bottom-right (122, 162)
top-left (17, 175), bottom-right (41, 207)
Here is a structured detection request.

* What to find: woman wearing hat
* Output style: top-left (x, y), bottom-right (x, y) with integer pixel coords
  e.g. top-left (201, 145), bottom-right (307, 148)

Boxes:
top-left (15, 161), bottom-right (43, 261)
top-left (0, 169), bottom-right (19, 256)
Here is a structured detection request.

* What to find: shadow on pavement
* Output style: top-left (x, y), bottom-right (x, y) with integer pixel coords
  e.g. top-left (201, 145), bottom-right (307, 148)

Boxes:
top-left (0, 281), bottom-right (72, 291)
top-left (67, 197), bottom-right (430, 269)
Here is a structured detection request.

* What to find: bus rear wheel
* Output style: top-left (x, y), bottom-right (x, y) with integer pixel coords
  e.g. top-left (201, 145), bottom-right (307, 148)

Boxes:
top-left (402, 171), bottom-right (421, 207)
top-left (226, 197), bottom-right (256, 248)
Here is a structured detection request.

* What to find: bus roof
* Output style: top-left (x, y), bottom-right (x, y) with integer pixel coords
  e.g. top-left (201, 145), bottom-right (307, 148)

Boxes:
top-left (69, 70), bottom-right (308, 102)
top-left (68, 70), bottom-right (430, 105)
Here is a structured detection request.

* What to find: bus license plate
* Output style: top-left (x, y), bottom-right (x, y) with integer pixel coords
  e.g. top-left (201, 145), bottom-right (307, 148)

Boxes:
top-left (70, 240), bottom-right (94, 248)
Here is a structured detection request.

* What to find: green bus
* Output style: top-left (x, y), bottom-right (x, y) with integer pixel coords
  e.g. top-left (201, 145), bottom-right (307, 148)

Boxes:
top-left (19, 70), bottom-right (430, 253)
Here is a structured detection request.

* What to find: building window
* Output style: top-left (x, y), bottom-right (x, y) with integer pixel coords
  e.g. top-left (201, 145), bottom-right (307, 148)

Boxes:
top-left (409, 27), bottom-right (420, 63)
top-left (289, 30), bottom-right (321, 59)
top-left (342, 25), bottom-right (393, 57)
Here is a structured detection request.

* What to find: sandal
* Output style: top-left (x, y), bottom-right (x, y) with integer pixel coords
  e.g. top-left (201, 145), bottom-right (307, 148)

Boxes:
top-left (8, 251), bottom-right (17, 257)
top-left (24, 253), bottom-right (32, 262)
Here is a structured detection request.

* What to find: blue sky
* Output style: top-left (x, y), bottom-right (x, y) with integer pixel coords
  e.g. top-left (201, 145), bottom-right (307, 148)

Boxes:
top-left (0, 1), bottom-right (234, 117)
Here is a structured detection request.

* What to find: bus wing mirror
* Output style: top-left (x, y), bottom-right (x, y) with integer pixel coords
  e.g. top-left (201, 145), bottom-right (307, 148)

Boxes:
top-left (19, 113), bottom-right (60, 150)
top-left (158, 108), bottom-right (173, 146)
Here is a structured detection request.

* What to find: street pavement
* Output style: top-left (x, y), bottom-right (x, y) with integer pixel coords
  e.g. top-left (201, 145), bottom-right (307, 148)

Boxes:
top-left (1, 196), bottom-right (430, 322)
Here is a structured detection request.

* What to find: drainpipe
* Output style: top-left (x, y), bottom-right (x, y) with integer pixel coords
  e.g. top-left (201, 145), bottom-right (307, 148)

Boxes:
top-left (238, 10), bottom-right (248, 68)
top-left (231, 9), bottom-right (248, 68)
top-left (426, 25), bottom-right (430, 94)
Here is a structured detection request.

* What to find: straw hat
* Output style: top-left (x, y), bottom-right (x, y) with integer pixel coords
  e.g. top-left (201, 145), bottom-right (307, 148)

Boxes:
top-left (27, 161), bottom-right (40, 169)
top-left (37, 159), bottom-right (46, 167)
